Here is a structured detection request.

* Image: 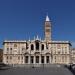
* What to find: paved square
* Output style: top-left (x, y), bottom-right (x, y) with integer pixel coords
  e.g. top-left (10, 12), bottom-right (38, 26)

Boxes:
top-left (0, 66), bottom-right (73, 75)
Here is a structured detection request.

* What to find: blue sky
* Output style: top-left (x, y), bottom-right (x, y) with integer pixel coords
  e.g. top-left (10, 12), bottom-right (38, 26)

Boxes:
top-left (0, 0), bottom-right (75, 48)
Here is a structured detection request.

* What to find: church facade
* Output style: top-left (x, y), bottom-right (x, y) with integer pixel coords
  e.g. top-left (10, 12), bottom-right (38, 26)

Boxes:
top-left (3, 15), bottom-right (72, 66)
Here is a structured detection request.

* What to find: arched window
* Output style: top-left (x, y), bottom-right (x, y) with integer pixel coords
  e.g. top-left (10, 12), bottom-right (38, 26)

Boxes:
top-left (41, 44), bottom-right (44, 50)
top-left (35, 41), bottom-right (39, 50)
top-left (31, 44), bottom-right (34, 50)
top-left (26, 42), bottom-right (29, 49)
top-left (14, 44), bottom-right (17, 48)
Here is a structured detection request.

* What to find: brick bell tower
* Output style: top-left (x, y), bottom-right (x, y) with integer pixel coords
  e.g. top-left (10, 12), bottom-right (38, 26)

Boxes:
top-left (45, 15), bottom-right (52, 41)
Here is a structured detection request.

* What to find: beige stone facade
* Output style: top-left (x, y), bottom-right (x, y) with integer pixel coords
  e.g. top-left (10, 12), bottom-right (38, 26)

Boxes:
top-left (71, 48), bottom-right (75, 64)
top-left (3, 15), bottom-right (72, 66)
top-left (3, 40), bottom-right (71, 65)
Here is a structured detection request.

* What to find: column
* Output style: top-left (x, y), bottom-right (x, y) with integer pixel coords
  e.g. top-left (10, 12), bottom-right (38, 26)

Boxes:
top-left (23, 56), bottom-right (24, 64)
top-left (49, 56), bottom-right (51, 64)
top-left (44, 56), bottom-right (46, 64)
top-left (51, 55), bottom-right (53, 64)
top-left (39, 55), bottom-right (41, 64)
top-left (39, 42), bottom-right (41, 52)
top-left (23, 56), bottom-right (25, 64)
top-left (45, 44), bottom-right (46, 50)
top-left (34, 55), bottom-right (36, 64)
top-left (28, 56), bottom-right (30, 64)
top-left (34, 43), bottom-right (36, 52)
top-left (20, 56), bottom-right (22, 64)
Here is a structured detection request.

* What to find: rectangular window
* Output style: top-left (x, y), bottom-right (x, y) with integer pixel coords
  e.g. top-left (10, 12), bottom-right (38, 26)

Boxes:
top-left (22, 56), bottom-right (23, 59)
top-left (22, 48), bottom-right (24, 51)
top-left (58, 51), bottom-right (60, 54)
top-left (10, 48), bottom-right (12, 54)
top-left (7, 56), bottom-right (8, 59)
top-left (10, 48), bottom-right (12, 50)
top-left (46, 56), bottom-right (49, 63)
top-left (25, 56), bottom-right (28, 63)
top-left (10, 56), bottom-right (12, 60)
top-left (7, 48), bottom-right (9, 53)
top-left (41, 56), bottom-right (44, 63)
top-left (36, 56), bottom-right (39, 63)
top-left (65, 50), bottom-right (67, 54)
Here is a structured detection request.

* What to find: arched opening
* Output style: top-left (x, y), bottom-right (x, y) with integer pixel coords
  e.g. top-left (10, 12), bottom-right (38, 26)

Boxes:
top-left (14, 44), bottom-right (17, 48)
top-left (31, 56), bottom-right (34, 63)
top-left (25, 56), bottom-right (29, 63)
top-left (26, 42), bottom-right (28, 49)
top-left (31, 44), bottom-right (34, 50)
top-left (35, 41), bottom-right (39, 50)
top-left (41, 44), bottom-right (44, 50)
top-left (46, 56), bottom-right (49, 63)
top-left (36, 56), bottom-right (39, 63)
top-left (41, 56), bottom-right (44, 63)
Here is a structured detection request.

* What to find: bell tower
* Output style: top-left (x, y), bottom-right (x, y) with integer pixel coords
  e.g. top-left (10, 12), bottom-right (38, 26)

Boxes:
top-left (44, 15), bottom-right (51, 41)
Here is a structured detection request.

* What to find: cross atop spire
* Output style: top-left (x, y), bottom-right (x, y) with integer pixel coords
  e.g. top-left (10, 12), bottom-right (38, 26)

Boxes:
top-left (46, 14), bottom-right (50, 21)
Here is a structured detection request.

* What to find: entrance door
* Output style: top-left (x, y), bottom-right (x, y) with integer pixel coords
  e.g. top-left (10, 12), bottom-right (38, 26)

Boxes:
top-left (36, 56), bottom-right (39, 63)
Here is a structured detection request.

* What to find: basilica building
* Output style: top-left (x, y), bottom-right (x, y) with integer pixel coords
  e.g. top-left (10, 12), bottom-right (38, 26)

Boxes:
top-left (3, 15), bottom-right (72, 67)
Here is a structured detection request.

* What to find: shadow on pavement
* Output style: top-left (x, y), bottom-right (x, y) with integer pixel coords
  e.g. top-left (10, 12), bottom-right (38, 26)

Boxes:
top-left (0, 62), bottom-right (11, 70)
top-left (65, 65), bottom-right (75, 75)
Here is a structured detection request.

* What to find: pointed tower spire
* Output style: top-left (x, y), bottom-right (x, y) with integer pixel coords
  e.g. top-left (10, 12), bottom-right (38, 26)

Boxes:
top-left (45, 13), bottom-right (50, 21)
top-left (46, 15), bottom-right (50, 21)
top-left (36, 35), bottom-right (39, 40)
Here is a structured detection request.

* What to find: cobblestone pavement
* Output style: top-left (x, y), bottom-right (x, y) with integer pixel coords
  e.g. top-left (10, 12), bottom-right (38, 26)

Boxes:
top-left (0, 66), bottom-right (73, 75)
